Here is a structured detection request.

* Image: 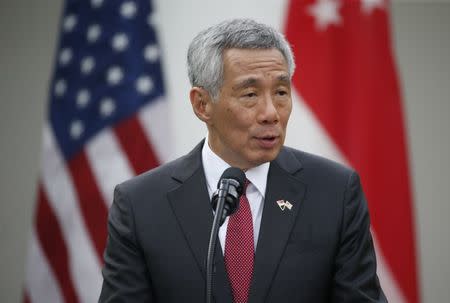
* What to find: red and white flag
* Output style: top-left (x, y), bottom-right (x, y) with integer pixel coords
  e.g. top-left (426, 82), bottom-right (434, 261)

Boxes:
top-left (285, 0), bottom-right (420, 302)
top-left (23, 0), bottom-right (171, 302)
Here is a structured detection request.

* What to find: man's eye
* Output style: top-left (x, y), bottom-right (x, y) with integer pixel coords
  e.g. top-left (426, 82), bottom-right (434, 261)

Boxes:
top-left (277, 90), bottom-right (288, 96)
top-left (244, 92), bottom-right (257, 98)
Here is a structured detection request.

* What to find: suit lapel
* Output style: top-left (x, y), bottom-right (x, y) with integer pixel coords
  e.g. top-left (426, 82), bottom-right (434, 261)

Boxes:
top-left (167, 141), bottom-right (233, 303)
top-left (249, 148), bottom-right (307, 303)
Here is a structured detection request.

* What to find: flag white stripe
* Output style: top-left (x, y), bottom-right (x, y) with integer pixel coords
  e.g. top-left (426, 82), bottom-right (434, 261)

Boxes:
top-left (373, 232), bottom-right (408, 303)
top-left (289, 88), bottom-right (407, 302)
top-left (40, 124), bottom-right (102, 303)
top-left (86, 129), bottom-right (134, 208)
top-left (138, 98), bottom-right (173, 163)
top-left (25, 231), bottom-right (64, 303)
top-left (286, 90), bottom-right (348, 165)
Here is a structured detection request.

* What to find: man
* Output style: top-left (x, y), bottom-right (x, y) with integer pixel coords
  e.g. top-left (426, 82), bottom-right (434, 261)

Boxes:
top-left (99, 19), bottom-right (387, 302)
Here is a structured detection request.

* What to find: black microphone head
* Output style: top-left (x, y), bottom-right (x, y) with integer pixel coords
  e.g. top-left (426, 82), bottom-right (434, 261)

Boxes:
top-left (217, 167), bottom-right (246, 194)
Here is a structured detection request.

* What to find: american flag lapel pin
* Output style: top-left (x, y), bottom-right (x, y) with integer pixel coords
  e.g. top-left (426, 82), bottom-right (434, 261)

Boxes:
top-left (284, 201), bottom-right (293, 210)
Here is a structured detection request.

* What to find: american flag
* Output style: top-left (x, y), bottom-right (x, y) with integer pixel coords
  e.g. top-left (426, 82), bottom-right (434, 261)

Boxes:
top-left (285, 0), bottom-right (420, 302)
top-left (23, 0), bottom-right (171, 302)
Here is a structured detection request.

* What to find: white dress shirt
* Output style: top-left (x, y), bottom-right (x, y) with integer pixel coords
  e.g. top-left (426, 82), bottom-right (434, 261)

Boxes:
top-left (202, 136), bottom-right (269, 252)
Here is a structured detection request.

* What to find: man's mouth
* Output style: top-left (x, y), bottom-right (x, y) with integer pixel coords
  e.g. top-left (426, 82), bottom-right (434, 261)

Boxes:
top-left (254, 135), bottom-right (280, 148)
top-left (260, 136), bottom-right (276, 141)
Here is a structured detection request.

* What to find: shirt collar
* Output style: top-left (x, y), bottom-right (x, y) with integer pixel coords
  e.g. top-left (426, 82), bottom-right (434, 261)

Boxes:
top-left (202, 136), bottom-right (269, 197)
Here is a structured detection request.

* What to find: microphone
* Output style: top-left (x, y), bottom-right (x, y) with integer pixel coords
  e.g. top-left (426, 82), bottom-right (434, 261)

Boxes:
top-left (206, 167), bottom-right (245, 303)
top-left (211, 167), bottom-right (246, 226)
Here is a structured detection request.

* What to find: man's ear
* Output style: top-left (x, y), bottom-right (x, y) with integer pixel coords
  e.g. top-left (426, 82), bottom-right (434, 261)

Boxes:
top-left (189, 87), bottom-right (214, 123)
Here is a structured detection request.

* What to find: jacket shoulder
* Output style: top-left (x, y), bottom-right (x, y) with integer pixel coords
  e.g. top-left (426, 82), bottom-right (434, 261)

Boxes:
top-left (282, 146), bottom-right (356, 181)
top-left (117, 151), bottom-right (197, 198)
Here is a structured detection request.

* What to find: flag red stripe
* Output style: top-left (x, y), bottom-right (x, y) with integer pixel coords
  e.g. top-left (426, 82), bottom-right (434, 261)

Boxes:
top-left (67, 152), bottom-right (108, 263)
top-left (285, 1), bottom-right (419, 302)
top-left (23, 291), bottom-right (30, 303)
top-left (35, 185), bottom-right (79, 303)
top-left (114, 115), bottom-right (160, 174)
top-left (23, 292), bottom-right (30, 303)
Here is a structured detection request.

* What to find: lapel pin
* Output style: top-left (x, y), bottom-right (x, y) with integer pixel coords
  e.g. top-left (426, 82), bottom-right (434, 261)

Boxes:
top-left (284, 201), bottom-right (293, 210)
top-left (276, 200), bottom-right (293, 211)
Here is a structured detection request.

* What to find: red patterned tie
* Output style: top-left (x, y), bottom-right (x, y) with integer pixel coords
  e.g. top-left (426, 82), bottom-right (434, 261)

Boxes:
top-left (224, 179), bottom-right (254, 303)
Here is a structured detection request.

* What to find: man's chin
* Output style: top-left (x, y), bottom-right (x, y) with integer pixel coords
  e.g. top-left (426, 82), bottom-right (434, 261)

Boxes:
top-left (249, 149), bottom-right (281, 167)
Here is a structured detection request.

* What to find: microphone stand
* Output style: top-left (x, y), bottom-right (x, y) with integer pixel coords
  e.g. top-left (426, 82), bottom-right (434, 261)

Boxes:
top-left (206, 179), bottom-right (230, 303)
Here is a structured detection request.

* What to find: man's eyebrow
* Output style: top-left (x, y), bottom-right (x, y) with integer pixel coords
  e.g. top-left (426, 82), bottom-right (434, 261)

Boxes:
top-left (232, 74), bottom-right (290, 91)
top-left (277, 74), bottom-right (290, 84)
top-left (232, 78), bottom-right (258, 91)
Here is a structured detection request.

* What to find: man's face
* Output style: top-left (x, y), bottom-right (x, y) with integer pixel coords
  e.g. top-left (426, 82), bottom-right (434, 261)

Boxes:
top-left (206, 48), bottom-right (292, 170)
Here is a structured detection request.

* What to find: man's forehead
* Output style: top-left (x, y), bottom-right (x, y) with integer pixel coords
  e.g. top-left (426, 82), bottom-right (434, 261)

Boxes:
top-left (223, 47), bottom-right (285, 60)
top-left (223, 48), bottom-right (289, 72)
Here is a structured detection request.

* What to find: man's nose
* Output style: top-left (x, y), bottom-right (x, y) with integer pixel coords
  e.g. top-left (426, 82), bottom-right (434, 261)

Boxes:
top-left (257, 94), bottom-right (279, 124)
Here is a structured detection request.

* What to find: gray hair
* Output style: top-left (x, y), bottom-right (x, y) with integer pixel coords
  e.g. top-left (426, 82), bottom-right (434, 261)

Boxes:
top-left (187, 18), bottom-right (295, 100)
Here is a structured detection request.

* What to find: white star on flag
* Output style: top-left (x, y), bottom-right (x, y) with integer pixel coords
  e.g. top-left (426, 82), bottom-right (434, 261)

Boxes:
top-left (144, 44), bottom-right (160, 62)
top-left (54, 79), bottom-right (67, 97)
top-left (107, 66), bottom-right (123, 85)
top-left (87, 24), bottom-right (101, 43)
top-left (136, 75), bottom-right (154, 95)
top-left (361, 0), bottom-right (384, 14)
top-left (81, 56), bottom-right (95, 75)
top-left (70, 120), bottom-right (84, 139)
top-left (76, 89), bottom-right (90, 108)
top-left (112, 33), bottom-right (129, 52)
top-left (91, 0), bottom-right (103, 8)
top-left (99, 98), bottom-right (116, 117)
top-left (63, 14), bottom-right (77, 32)
top-left (121, 1), bottom-right (137, 19)
top-left (308, 0), bottom-right (342, 30)
top-left (59, 48), bottom-right (72, 66)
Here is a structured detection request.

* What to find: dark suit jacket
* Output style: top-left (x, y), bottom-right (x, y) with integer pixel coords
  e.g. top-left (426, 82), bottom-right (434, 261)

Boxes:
top-left (99, 141), bottom-right (387, 302)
